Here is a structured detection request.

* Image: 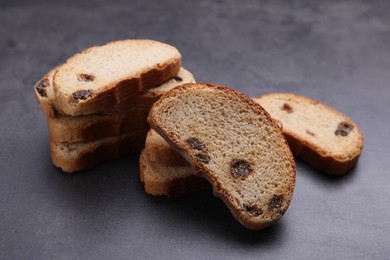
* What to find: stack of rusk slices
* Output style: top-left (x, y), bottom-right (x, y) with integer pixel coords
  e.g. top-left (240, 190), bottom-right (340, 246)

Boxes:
top-left (34, 39), bottom-right (195, 172)
top-left (34, 39), bottom-right (364, 231)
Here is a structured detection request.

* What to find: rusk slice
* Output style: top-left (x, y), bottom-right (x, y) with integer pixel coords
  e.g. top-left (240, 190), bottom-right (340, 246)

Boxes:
top-left (52, 39), bottom-right (181, 116)
top-left (47, 108), bottom-right (149, 143)
top-left (140, 130), bottom-right (209, 197)
top-left (148, 83), bottom-right (296, 230)
top-left (50, 129), bottom-right (148, 173)
top-left (46, 68), bottom-right (195, 142)
top-left (144, 129), bottom-right (188, 167)
top-left (34, 67), bottom-right (149, 117)
top-left (255, 93), bottom-right (364, 176)
top-left (35, 67), bottom-right (193, 118)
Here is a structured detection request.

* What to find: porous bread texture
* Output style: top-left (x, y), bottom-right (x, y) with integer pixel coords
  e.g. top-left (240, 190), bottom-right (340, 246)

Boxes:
top-left (53, 39), bottom-right (181, 116)
top-left (35, 67), bottom-right (193, 118)
top-left (148, 83), bottom-right (296, 230)
top-left (255, 93), bottom-right (364, 176)
top-left (51, 129), bottom-right (148, 173)
top-left (45, 68), bottom-right (195, 142)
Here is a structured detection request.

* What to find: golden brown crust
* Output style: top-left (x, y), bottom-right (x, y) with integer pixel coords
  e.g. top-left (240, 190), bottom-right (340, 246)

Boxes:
top-left (285, 131), bottom-right (362, 176)
top-left (48, 109), bottom-right (150, 143)
top-left (50, 129), bottom-right (148, 173)
top-left (144, 130), bottom-right (188, 167)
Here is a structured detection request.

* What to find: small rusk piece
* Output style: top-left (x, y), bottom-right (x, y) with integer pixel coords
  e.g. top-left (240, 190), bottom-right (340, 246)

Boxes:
top-left (255, 93), bottom-right (364, 176)
top-left (139, 130), bottom-right (210, 198)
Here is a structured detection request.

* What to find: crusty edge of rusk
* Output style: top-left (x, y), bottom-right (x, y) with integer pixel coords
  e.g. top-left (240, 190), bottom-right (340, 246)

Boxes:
top-left (50, 129), bottom-right (148, 173)
top-left (284, 132), bottom-right (362, 176)
top-left (47, 108), bottom-right (150, 143)
top-left (53, 57), bottom-right (181, 116)
top-left (34, 69), bottom-right (57, 117)
top-left (139, 149), bottom-right (209, 198)
top-left (148, 83), bottom-right (296, 230)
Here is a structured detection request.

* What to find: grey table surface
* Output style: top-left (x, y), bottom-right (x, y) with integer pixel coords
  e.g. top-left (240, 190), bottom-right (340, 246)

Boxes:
top-left (1, 0), bottom-right (390, 259)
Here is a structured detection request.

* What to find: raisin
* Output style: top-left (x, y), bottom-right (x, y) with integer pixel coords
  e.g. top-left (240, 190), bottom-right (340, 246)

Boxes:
top-left (174, 76), bottom-right (183, 82)
top-left (306, 129), bottom-right (316, 137)
top-left (243, 204), bottom-right (263, 217)
top-left (196, 153), bottom-right (210, 164)
top-left (281, 103), bottom-right (293, 113)
top-left (36, 78), bottom-right (49, 97)
top-left (230, 159), bottom-right (252, 178)
top-left (186, 137), bottom-right (208, 152)
top-left (335, 121), bottom-right (354, 136)
top-left (268, 195), bottom-right (284, 214)
top-left (72, 89), bottom-right (93, 101)
top-left (77, 73), bottom-right (95, 82)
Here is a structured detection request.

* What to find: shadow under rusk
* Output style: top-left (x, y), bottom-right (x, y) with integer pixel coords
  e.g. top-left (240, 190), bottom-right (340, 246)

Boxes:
top-left (143, 187), bottom-right (288, 246)
top-left (44, 151), bottom-right (287, 246)
top-left (42, 152), bottom-right (143, 224)
top-left (294, 157), bottom-right (359, 185)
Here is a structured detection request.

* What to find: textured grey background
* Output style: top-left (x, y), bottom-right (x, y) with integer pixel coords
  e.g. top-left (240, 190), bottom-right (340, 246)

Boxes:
top-left (1, 0), bottom-right (390, 259)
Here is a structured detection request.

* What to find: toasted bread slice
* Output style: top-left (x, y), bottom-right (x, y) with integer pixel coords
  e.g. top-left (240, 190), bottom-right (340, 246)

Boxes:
top-left (47, 109), bottom-right (149, 143)
top-left (50, 129), bottom-right (148, 173)
top-left (140, 147), bottom-right (209, 198)
top-left (51, 39), bottom-right (181, 116)
top-left (255, 93), bottom-right (364, 175)
top-left (148, 83), bottom-right (296, 230)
